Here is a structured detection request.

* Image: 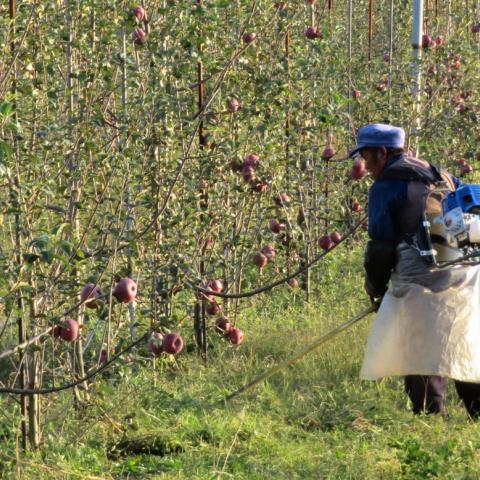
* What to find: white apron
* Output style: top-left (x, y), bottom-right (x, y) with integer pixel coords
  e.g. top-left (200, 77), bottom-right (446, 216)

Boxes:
top-left (360, 242), bottom-right (480, 381)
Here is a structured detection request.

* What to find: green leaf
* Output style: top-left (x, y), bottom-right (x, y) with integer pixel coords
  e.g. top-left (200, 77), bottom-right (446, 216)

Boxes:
top-left (0, 102), bottom-right (13, 117)
top-left (0, 141), bottom-right (12, 163)
top-left (59, 240), bottom-right (72, 255)
top-left (5, 121), bottom-right (23, 136)
top-left (30, 234), bottom-right (49, 250)
top-left (52, 222), bottom-right (70, 237)
top-left (22, 253), bottom-right (40, 264)
top-left (40, 249), bottom-right (55, 264)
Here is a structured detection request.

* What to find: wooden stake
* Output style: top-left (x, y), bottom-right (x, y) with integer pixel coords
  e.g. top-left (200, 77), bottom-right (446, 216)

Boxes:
top-left (9, 0), bottom-right (27, 452)
top-left (369, 0), bottom-right (374, 61)
top-left (412, 0), bottom-right (424, 157)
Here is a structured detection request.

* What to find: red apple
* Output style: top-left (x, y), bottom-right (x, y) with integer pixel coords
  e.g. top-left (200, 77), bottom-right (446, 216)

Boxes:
top-left (113, 278), bottom-right (137, 304)
top-left (253, 252), bottom-right (268, 268)
top-left (228, 327), bottom-right (244, 345)
top-left (133, 5), bottom-right (145, 21)
top-left (375, 81), bottom-right (387, 92)
top-left (460, 163), bottom-right (473, 176)
top-left (252, 181), bottom-right (268, 193)
top-left (148, 332), bottom-right (164, 356)
top-left (261, 244), bottom-right (276, 259)
top-left (422, 34), bottom-right (434, 48)
top-left (351, 158), bottom-right (367, 180)
top-left (207, 279), bottom-right (223, 293)
top-left (352, 89), bottom-right (361, 99)
top-left (162, 332), bottom-right (184, 355)
top-left (242, 32), bottom-right (257, 44)
top-left (243, 154), bottom-right (260, 166)
top-left (242, 165), bottom-right (256, 182)
top-left (330, 231), bottom-right (342, 244)
top-left (275, 193), bottom-right (291, 206)
top-left (80, 283), bottom-right (103, 309)
top-left (132, 27), bottom-right (146, 45)
top-left (288, 277), bottom-right (299, 288)
top-left (305, 26), bottom-right (322, 39)
top-left (451, 54), bottom-right (462, 69)
top-left (458, 103), bottom-right (469, 114)
top-left (270, 219), bottom-right (285, 234)
top-left (227, 98), bottom-right (240, 113)
top-left (352, 200), bottom-right (363, 212)
top-left (318, 235), bottom-right (334, 251)
top-left (434, 35), bottom-right (444, 46)
top-left (99, 349), bottom-right (108, 364)
top-left (206, 301), bottom-right (221, 315)
top-left (322, 146), bottom-right (335, 160)
top-left (215, 317), bottom-right (232, 335)
top-left (58, 319), bottom-right (79, 342)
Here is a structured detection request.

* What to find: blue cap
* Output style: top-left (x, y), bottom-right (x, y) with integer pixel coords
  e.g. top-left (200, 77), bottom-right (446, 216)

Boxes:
top-left (349, 123), bottom-right (405, 157)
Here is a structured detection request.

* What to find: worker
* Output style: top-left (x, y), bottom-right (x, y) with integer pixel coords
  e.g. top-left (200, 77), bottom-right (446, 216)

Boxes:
top-left (350, 123), bottom-right (480, 418)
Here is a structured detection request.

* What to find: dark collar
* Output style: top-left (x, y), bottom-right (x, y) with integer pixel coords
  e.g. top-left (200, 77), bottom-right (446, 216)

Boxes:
top-left (383, 152), bottom-right (405, 170)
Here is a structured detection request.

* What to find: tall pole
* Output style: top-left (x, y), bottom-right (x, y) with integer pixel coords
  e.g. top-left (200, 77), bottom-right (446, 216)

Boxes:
top-left (387, 0), bottom-right (394, 112)
top-left (9, 0), bottom-right (27, 451)
top-left (368, 0), bottom-right (374, 61)
top-left (347, 0), bottom-right (352, 118)
top-left (411, 0), bottom-right (424, 157)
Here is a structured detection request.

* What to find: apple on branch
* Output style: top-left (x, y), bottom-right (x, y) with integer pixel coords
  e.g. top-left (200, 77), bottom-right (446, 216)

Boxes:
top-left (162, 332), bottom-right (184, 355)
top-left (270, 219), bottom-right (286, 234)
top-left (215, 317), bottom-right (233, 335)
top-left (80, 283), bottom-right (103, 309)
top-left (261, 244), bottom-right (276, 260)
top-left (132, 5), bottom-right (145, 21)
top-left (53, 319), bottom-right (79, 342)
top-left (113, 278), bottom-right (137, 304)
top-left (253, 252), bottom-right (268, 268)
top-left (351, 158), bottom-right (367, 180)
top-left (206, 301), bottom-right (221, 315)
top-left (228, 327), bottom-right (244, 345)
top-left (318, 235), bottom-right (334, 251)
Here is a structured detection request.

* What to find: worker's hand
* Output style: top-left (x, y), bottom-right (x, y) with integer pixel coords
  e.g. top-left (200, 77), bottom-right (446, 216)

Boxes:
top-left (369, 295), bottom-right (383, 312)
top-left (364, 277), bottom-right (385, 298)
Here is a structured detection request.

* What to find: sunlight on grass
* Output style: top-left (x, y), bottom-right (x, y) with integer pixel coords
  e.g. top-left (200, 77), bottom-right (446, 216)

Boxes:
top-left (3, 247), bottom-right (480, 479)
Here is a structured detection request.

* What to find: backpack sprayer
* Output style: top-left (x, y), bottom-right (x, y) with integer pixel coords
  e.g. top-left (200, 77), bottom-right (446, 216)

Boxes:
top-left (420, 184), bottom-right (480, 266)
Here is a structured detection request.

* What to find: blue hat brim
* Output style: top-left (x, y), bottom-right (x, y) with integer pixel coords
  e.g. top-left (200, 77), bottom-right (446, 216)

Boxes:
top-left (349, 145), bottom-right (364, 158)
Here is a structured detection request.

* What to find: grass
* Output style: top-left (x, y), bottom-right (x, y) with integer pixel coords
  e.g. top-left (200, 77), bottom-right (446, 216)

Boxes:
top-left (2, 246), bottom-right (480, 479)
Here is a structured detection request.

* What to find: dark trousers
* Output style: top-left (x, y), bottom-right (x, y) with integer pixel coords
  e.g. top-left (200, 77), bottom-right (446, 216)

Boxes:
top-left (405, 375), bottom-right (480, 418)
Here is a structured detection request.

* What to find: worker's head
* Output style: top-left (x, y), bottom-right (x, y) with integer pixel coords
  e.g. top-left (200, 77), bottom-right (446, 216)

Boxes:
top-left (349, 123), bottom-right (405, 179)
top-left (359, 146), bottom-right (404, 180)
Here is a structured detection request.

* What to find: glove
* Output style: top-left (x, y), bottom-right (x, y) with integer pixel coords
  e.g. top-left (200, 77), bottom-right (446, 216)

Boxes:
top-left (369, 294), bottom-right (383, 312)
top-left (364, 240), bottom-right (397, 298)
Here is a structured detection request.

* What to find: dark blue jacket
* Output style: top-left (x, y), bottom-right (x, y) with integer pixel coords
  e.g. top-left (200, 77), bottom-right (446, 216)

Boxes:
top-left (368, 154), bottom-right (461, 242)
